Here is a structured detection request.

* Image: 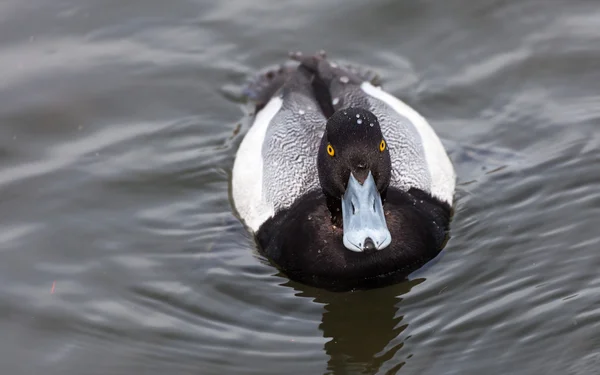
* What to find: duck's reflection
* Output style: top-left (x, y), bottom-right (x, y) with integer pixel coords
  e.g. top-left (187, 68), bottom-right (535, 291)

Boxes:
top-left (283, 279), bottom-right (424, 374)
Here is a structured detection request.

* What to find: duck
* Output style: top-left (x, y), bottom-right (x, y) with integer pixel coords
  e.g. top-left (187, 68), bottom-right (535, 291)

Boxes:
top-left (232, 51), bottom-right (456, 291)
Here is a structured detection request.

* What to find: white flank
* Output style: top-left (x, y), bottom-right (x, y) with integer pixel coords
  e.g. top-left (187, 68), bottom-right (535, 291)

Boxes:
top-left (361, 82), bottom-right (456, 204)
top-left (232, 97), bottom-right (283, 231)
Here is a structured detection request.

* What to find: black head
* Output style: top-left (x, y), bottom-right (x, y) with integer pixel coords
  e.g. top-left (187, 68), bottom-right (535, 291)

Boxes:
top-left (317, 108), bottom-right (392, 199)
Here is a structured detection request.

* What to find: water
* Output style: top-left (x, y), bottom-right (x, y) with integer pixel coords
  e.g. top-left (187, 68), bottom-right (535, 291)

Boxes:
top-left (1, 0), bottom-right (599, 374)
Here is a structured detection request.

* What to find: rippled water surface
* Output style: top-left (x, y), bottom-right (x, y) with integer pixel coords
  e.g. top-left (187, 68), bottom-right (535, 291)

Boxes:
top-left (1, 0), bottom-right (599, 374)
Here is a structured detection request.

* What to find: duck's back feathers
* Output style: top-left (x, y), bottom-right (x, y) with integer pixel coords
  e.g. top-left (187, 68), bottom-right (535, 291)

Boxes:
top-left (243, 64), bottom-right (296, 112)
top-left (360, 82), bottom-right (456, 205)
top-left (233, 62), bottom-right (325, 231)
top-left (261, 70), bottom-right (325, 214)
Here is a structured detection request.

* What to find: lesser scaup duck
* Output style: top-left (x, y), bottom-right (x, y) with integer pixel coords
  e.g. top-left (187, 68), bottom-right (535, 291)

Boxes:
top-left (232, 52), bottom-right (456, 291)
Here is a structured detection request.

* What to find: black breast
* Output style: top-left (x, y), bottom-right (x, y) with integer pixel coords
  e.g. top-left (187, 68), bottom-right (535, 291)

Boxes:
top-left (255, 188), bottom-right (452, 291)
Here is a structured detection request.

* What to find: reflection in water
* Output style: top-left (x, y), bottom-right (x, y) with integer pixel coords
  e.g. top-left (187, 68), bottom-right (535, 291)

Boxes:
top-left (285, 279), bottom-right (424, 374)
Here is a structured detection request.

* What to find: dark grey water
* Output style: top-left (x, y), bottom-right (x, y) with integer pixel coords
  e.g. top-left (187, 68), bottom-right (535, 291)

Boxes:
top-left (1, 0), bottom-right (599, 374)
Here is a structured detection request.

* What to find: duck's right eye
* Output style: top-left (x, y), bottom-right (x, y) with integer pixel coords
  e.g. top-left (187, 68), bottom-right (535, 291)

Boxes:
top-left (327, 144), bottom-right (335, 157)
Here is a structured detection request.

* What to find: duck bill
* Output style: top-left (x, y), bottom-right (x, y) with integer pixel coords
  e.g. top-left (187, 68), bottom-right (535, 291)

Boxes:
top-left (341, 171), bottom-right (392, 252)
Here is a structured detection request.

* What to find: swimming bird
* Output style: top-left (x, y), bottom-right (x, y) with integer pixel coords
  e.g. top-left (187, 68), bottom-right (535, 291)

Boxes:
top-left (232, 52), bottom-right (455, 291)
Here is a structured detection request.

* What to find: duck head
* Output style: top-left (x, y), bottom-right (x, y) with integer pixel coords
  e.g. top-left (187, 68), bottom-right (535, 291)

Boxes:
top-left (317, 107), bottom-right (392, 252)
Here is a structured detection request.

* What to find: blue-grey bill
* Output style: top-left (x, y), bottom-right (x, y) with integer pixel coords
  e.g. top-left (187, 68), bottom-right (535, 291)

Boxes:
top-left (341, 171), bottom-right (392, 252)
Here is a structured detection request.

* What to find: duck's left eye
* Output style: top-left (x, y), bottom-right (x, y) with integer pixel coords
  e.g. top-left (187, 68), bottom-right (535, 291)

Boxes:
top-left (379, 139), bottom-right (386, 152)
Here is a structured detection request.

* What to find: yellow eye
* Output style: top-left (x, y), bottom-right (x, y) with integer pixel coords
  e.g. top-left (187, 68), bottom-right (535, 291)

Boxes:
top-left (327, 144), bottom-right (335, 157)
top-left (379, 139), bottom-right (386, 152)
